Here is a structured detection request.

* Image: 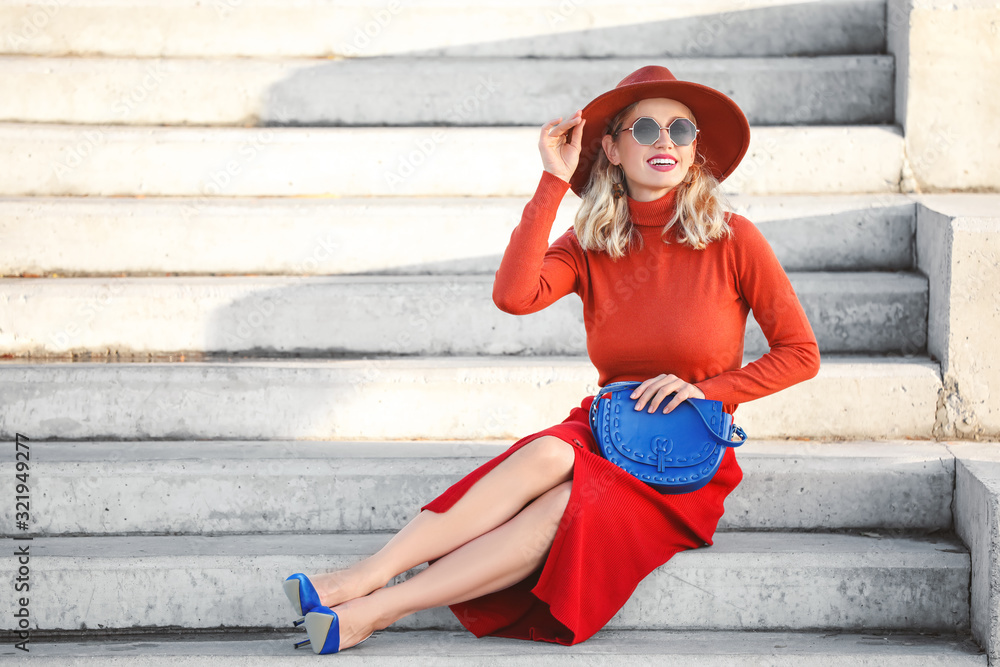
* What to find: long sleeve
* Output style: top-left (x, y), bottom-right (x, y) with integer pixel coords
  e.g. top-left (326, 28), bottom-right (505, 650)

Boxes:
top-left (493, 171), bottom-right (581, 315)
top-left (694, 216), bottom-right (821, 405)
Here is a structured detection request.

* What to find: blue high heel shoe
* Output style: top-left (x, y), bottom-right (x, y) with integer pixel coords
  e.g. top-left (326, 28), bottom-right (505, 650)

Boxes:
top-left (283, 573), bottom-right (322, 627)
top-left (293, 606), bottom-right (372, 654)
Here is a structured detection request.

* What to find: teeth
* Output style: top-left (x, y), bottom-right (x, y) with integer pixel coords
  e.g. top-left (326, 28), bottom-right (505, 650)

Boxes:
top-left (649, 158), bottom-right (676, 166)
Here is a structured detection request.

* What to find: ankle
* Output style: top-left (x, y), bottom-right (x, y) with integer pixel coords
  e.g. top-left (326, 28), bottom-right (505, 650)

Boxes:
top-left (313, 562), bottom-right (385, 605)
top-left (348, 588), bottom-right (399, 632)
top-left (349, 559), bottom-right (394, 594)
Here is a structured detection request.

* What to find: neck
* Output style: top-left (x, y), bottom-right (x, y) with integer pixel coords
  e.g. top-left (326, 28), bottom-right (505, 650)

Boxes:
top-left (626, 186), bottom-right (679, 227)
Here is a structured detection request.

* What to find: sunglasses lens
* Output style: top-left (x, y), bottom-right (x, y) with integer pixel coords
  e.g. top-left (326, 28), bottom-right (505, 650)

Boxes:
top-left (631, 117), bottom-right (661, 145)
top-left (668, 118), bottom-right (697, 146)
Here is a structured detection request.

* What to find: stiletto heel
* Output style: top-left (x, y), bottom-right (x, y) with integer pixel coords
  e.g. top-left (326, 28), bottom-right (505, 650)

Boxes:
top-left (302, 606), bottom-right (373, 655)
top-left (293, 638), bottom-right (311, 650)
top-left (283, 573), bottom-right (322, 619)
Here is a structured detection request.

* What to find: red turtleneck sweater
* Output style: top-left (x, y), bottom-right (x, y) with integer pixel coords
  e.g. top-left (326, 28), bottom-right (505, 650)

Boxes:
top-left (493, 171), bottom-right (820, 414)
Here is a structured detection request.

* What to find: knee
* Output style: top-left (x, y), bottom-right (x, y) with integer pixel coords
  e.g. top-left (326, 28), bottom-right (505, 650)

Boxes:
top-left (520, 436), bottom-right (575, 482)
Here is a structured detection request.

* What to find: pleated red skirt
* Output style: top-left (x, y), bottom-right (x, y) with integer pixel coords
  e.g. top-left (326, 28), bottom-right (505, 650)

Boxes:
top-left (420, 395), bottom-right (743, 645)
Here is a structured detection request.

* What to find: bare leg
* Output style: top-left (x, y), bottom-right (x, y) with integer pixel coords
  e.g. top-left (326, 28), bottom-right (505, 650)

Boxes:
top-left (308, 435), bottom-right (577, 607)
top-left (326, 480), bottom-right (574, 650)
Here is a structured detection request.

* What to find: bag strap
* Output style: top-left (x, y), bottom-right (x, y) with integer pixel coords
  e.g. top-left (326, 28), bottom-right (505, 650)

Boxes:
top-left (595, 381), bottom-right (747, 448)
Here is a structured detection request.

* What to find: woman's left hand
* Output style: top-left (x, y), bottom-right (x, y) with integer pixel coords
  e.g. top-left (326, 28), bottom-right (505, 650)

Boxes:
top-left (629, 374), bottom-right (705, 414)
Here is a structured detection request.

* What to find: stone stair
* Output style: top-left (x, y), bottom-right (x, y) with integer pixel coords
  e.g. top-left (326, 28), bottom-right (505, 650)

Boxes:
top-left (0, 0), bottom-right (987, 663)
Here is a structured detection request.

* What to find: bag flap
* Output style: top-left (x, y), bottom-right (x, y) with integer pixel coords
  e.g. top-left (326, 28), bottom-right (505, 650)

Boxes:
top-left (592, 385), bottom-right (729, 471)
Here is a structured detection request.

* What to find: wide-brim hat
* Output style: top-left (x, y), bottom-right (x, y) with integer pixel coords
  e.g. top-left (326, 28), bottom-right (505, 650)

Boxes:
top-left (569, 65), bottom-right (751, 197)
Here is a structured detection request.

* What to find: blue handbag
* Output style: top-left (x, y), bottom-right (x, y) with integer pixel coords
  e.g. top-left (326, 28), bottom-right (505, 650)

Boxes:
top-left (589, 381), bottom-right (747, 494)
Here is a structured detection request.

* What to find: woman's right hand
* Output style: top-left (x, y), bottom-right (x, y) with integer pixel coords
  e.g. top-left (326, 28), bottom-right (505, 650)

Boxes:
top-left (539, 111), bottom-right (586, 184)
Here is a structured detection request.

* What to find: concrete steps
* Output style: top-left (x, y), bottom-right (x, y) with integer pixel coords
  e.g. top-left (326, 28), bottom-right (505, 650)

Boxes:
top-left (0, 0), bottom-right (887, 59)
top-left (6, 631), bottom-right (986, 666)
top-left (0, 356), bottom-right (941, 440)
top-left (0, 194), bottom-right (916, 277)
top-left (0, 532), bottom-right (969, 632)
top-left (0, 55), bottom-right (893, 126)
top-left (5, 440), bottom-right (954, 536)
top-left (4, 0), bottom-right (977, 658)
top-left (0, 123), bottom-right (904, 197)
top-left (0, 271), bottom-right (927, 357)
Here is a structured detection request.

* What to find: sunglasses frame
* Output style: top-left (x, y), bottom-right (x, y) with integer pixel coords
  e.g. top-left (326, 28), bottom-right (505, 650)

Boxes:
top-left (622, 116), bottom-right (699, 147)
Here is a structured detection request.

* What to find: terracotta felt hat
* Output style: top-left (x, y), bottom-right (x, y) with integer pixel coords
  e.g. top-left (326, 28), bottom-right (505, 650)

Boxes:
top-left (568, 65), bottom-right (751, 197)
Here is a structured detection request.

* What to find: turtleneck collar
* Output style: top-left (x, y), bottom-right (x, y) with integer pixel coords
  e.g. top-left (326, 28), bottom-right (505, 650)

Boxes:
top-left (625, 186), bottom-right (679, 228)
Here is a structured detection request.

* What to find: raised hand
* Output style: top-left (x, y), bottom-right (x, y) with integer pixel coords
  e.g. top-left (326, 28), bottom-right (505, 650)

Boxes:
top-left (538, 110), bottom-right (585, 184)
top-left (629, 373), bottom-right (706, 414)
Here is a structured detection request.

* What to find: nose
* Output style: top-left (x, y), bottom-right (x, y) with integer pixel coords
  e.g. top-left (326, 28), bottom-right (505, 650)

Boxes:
top-left (653, 127), bottom-right (674, 149)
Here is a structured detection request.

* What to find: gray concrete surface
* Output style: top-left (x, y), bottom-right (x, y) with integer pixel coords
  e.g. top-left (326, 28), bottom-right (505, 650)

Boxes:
top-left (952, 442), bottom-right (1000, 666)
top-left (0, 194), bottom-right (916, 277)
top-left (887, 0), bottom-right (1000, 191)
top-left (0, 532), bottom-right (969, 632)
top-left (1, 630), bottom-right (985, 665)
top-left (0, 272), bottom-right (928, 357)
top-left (0, 56), bottom-right (893, 126)
top-left (916, 200), bottom-right (1000, 437)
top-left (0, 0), bottom-right (887, 58)
top-left (0, 123), bottom-right (905, 197)
top-left (0, 356), bottom-right (941, 440)
top-left (0, 440), bottom-right (954, 536)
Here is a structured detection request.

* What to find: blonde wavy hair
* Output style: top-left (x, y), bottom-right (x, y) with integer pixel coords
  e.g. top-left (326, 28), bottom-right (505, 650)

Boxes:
top-left (574, 101), bottom-right (733, 259)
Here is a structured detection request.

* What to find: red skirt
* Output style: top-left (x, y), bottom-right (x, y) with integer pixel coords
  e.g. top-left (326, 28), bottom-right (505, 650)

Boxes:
top-left (420, 395), bottom-right (743, 645)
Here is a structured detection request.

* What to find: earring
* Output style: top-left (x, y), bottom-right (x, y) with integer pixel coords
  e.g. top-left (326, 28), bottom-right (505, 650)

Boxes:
top-left (611, 165), bottom-right (626, 200)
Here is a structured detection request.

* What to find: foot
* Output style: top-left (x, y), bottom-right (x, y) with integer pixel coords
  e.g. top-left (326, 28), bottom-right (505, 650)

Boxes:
top-left (309, 565), bottom-right (384, 609)
top-left (325, 598), bottom-right (377, 652)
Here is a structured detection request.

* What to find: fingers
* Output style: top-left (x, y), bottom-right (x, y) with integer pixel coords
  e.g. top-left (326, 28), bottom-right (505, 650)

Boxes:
top-left (629, 375), bottom-right (664, 403)
top-left (661, 386), bottom-right (697, 414)
top-left (569, 116), bottom-right (585, 149)
top-left (542, 110), bottom-right (583, 144)
top-left (630, 374), bottom-right (703, 414)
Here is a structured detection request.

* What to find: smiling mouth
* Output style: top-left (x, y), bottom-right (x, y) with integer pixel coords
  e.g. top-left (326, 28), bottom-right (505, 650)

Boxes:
top-left (647, 156), bottom-right (678, 171)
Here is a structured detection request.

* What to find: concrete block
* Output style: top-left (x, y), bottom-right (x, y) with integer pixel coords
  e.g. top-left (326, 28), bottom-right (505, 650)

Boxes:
top-left (0, 123), bottom-right (904, 197)
top-left (0, 440), bottom-right (953, 536)
top-left (0, 356), bottom-right (941, 440)
top-left (723, 440), bottom-right (954, 531)
top-left (0, 195), bottom-right (574, 277)
top-left (746, 271), bottom-right (927, 355)
top-left (0, 1), bottom-right (886, 58)
top-left (738, 194), bottom-right (915, 272)
top-left (0, 194), bottom-right (915, 277)
top-left (916, 198), bottom-right (1000, 437)
top-left (952, 442), bottom-right (1000, 666)
top-left (887, 0), bottom-right (1000, 192)
top-left (0, 271), bottom-right (927, 357)
top-left (0, 55), bottom-right (893, 127)
top-left (734, 356), bottom-right (941, 439)
top-left (0, 532), bottom-right (969, 632)
top-left (6, 630), bottom-right (987, 666)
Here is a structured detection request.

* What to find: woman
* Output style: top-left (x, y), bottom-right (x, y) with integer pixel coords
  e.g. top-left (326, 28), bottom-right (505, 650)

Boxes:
top-left (283, 65), bottom-right (821, 653)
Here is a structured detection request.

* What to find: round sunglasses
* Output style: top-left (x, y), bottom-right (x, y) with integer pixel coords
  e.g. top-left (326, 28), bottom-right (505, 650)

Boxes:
top-left (622, 116), bottom-right (699, 147)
